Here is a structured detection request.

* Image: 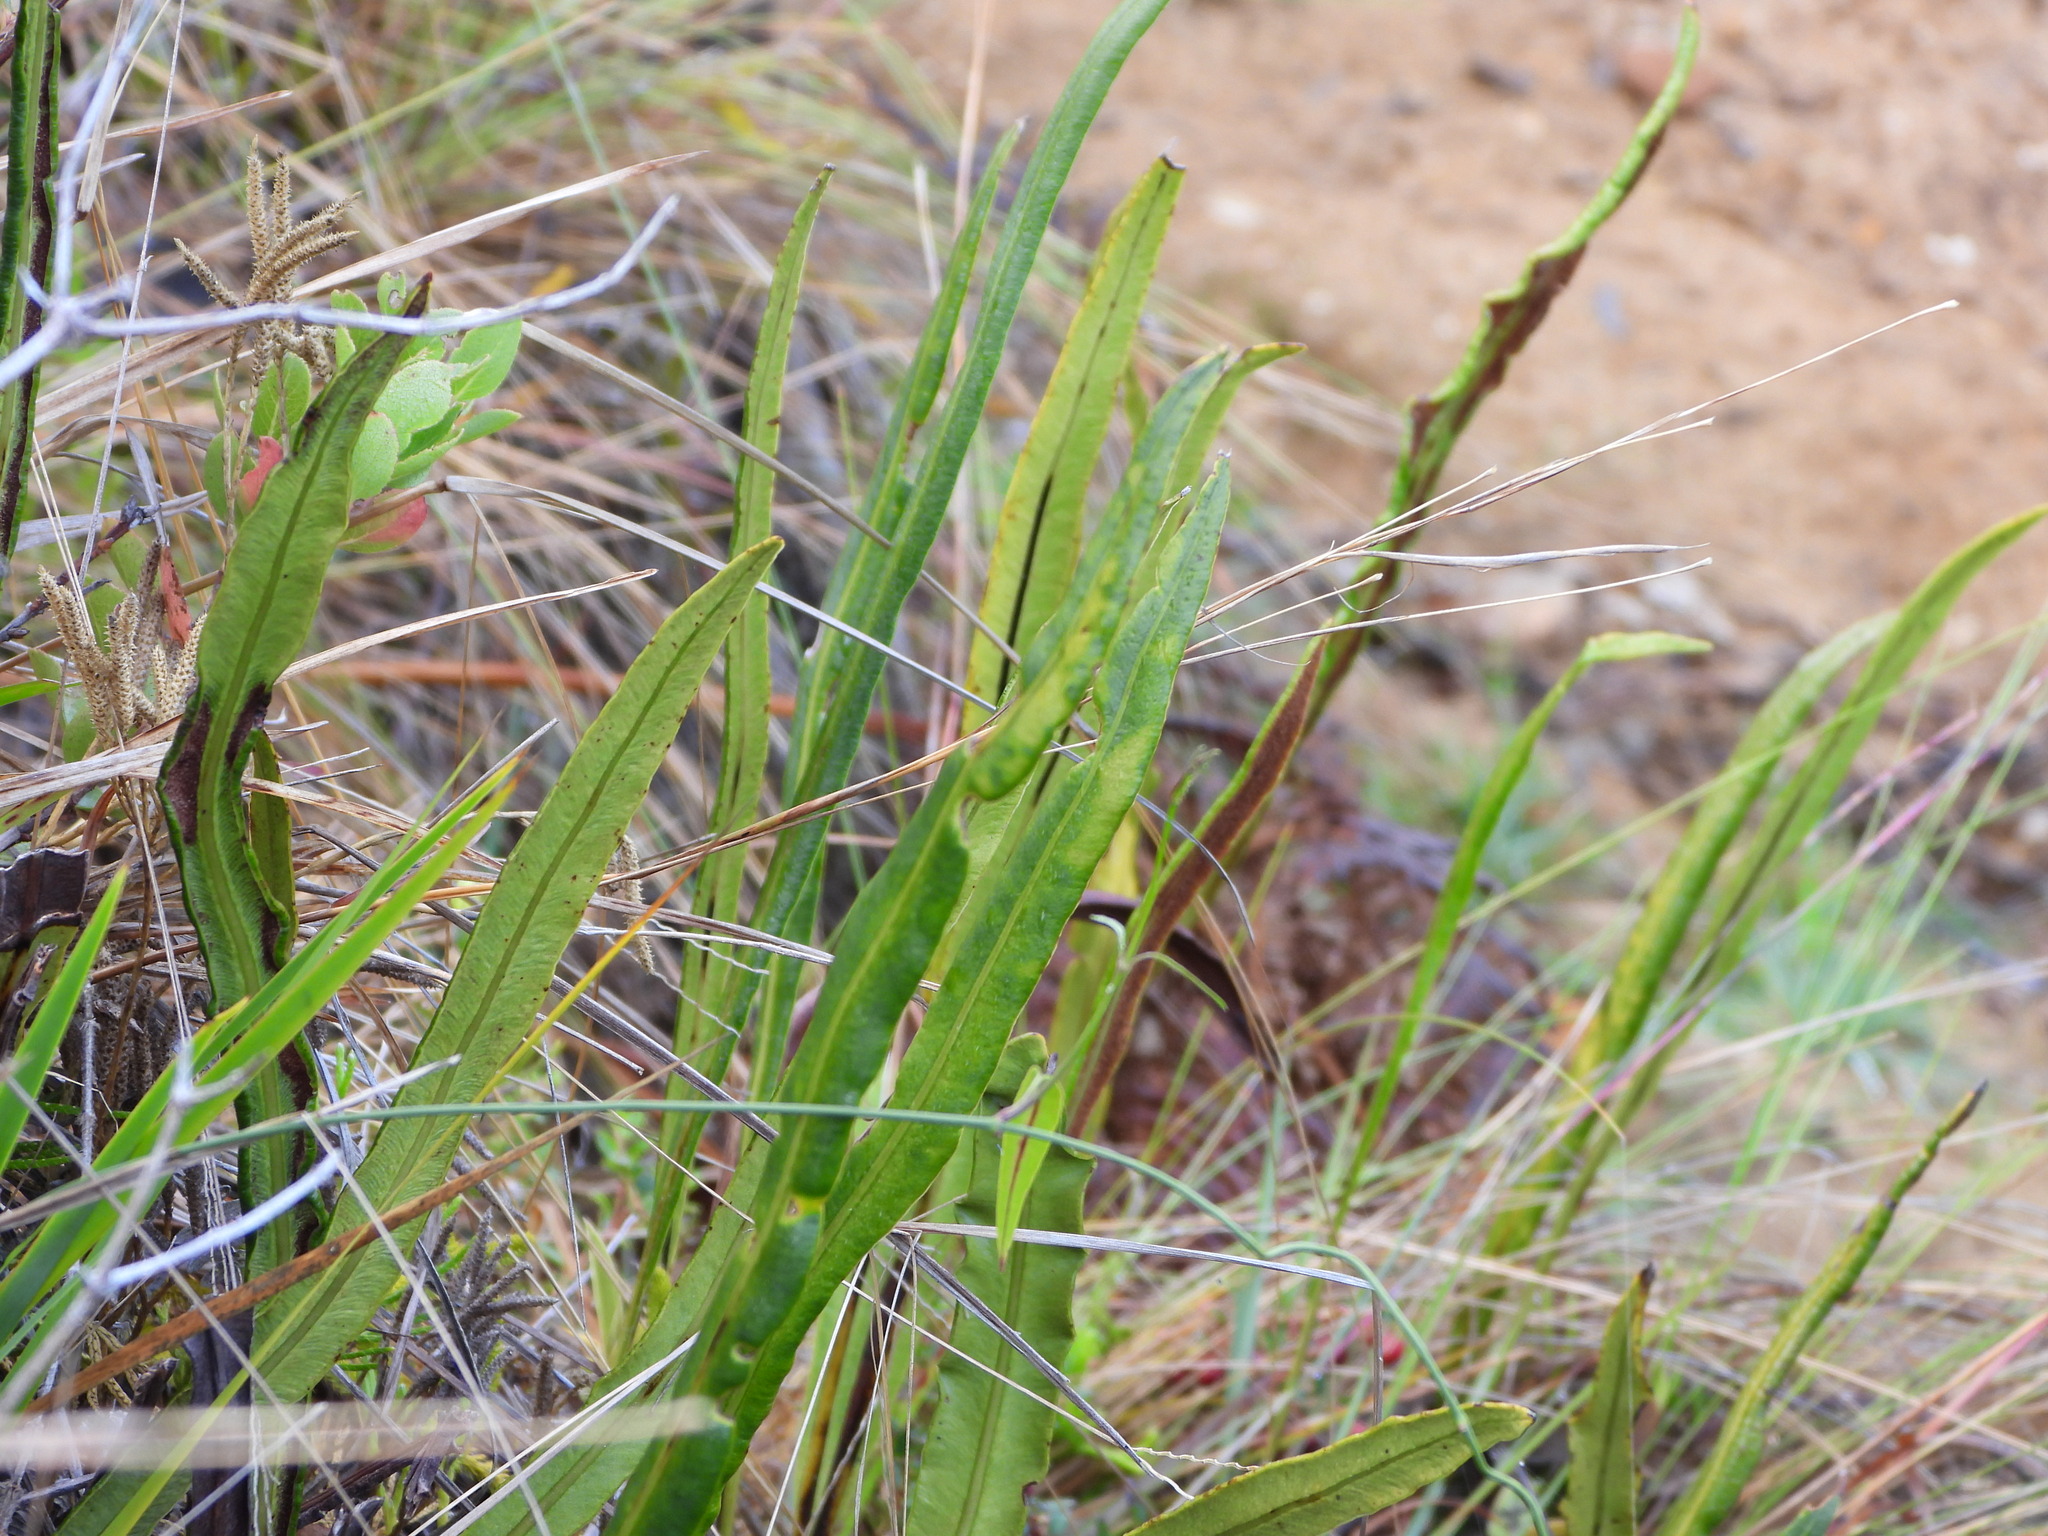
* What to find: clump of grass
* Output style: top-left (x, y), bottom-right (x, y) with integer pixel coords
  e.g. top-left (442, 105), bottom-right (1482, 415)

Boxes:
top-left (0, 6), bottom-right (2044, 1536)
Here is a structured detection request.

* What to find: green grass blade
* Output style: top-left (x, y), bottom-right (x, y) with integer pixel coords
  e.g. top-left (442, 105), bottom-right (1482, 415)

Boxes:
top-left (1556, 507), bottom-right (2047, 1237)
top-left (1698, 506), bottom-right (2047, 981)
top-left (158, 280), bottom-right (432, 1005)
top-left (1484, 615), bottom-right (1885, 1261)
top-left (1342, 630), bottom-right (1710, 1191)
top-left (1123, 1404), bottom-right (1534, 1536)
top-left (0, 767), bottom-right (511, 1344)
top-left (0, 0), bottom-right (59, 556)
top-left (0, 870), bottom-right (124, 1173)
top-left (1589, 613), bottom-right (1889, 1072)
top-left (1655, 1089), bottom-right (1980, 1536)
top-left (245, 537), bottom-right (780, 1402)
top-left (1566, 1265), bottom-right (1652, 1536)
top-left (967, 156), bottom-right (1184, 714)
top-left (905, 1037), bottom-right (1091, 1536)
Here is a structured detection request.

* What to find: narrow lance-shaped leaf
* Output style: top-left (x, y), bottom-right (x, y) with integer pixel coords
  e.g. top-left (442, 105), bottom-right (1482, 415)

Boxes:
top-left (751, 0), bottom-right (1179, 1046)
top-left (0, 871), bottom-right (125, 1174)
top-left (1566, 1265), bottom-right (1654, 1536)
top-left (1487, 614), bottom-right (1885, 1261)
top-left (1071, 589), bottom-right (1317, 1134)
top-left (994, 1063), bottom-right (1066, 1267)
top-left (1697, 506), bottom-right (2047, 985)
top-left (721, 462), bottom-right (1237, 1466)
top-left (674, 133), bottom-right (1015, 1206)
top-left (967, 156), bottom-right (1184, 716)
top-left (1308, 8), bottom-right (1700, 722)
top-left (0, 0), bottom-right (60, 556)
top-left (1655, 1088), bottom-right (1981, 1536)
top-left (681, 167), bottom-right (832, 1063)
top-left (1163, 343), bottom-right (1301, 505)
top-left (1588, 614), bottom-right (1890, 1074)
top-left (158, 279), bottom-right (434, 1006)
top-left (457, 137), bottom-right (1020, 1536)
top-left (45, 1469), bottom-right (185, 1536)
top-left (904, 1035), bottom-right (1092, 1536)
top-left (966, 349), bottom-right (1230, 802)
top-left (157, 282), bottom-right (432, 1287)
top-left (0, 765), bottom-right (514, 1349)
top-left (613, 756), bottom-right (971, 1536)
top-left (1338, 630), bottom-right (1711, 1202)
top-left (245, 537), bottom-right (781, 1403)
top-left (1125, 1405), bottom-right (1534, 1536)
top-left (625, 462), bottom-right (1234, 1536)
top-left (654, 171), bottom-right (833, 1272)
top-left (1554, 506), bottom-right (2045, 1243)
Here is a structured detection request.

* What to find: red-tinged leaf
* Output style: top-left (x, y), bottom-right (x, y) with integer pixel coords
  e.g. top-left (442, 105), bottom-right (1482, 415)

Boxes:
top-left (238, 435), bottom-right (283, 514)
top-left (159, 552), bottom-right (192, 645)
top-left (343, 494), bottom-right (428, 553)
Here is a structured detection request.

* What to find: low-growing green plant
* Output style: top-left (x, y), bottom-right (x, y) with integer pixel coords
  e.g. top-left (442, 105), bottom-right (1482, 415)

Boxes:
top-left (1, 4), bottom-right (2043, 1536)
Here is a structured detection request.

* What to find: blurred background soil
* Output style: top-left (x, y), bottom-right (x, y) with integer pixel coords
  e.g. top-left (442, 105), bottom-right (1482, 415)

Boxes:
top-left (893, 0), bottom-right (2048, 687)
top-left (886, 0), bottom-right (2048, 1116)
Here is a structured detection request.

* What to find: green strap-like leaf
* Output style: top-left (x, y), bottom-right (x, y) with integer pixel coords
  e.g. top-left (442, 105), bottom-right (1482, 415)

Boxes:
top-left (1340, 630), bottom-right (1710, 1196)
top-left (650, 172), bottom-right (835, 1271)
top-left (681, 166), bottom-right (832, 1069)
top-left (1553, 505), bottom-right (2044, 1244)
top-left (967, 156), bottom-right (1184, 714)
top-left (0, 871), bottom-right (124, 1173)
top-left (1486, 614), bottom-right (1885, 1262)
top-left (631, 462), bottom-right (1235, 1536)
top-left (966, 349), bottom-right (1229, 802)
top-left (1655, 1089), bottom-right (1979, 1536)
top-left (244, 537), bottom-right (780, 1403)
top-left (615, 757), bottom-right (971, 1536)
top-left (1566, 1266), bottom-right (1653, 1536)
top-left (0, 765), bottom-right (512, 1350)
top-left (751, 0), bottom-right (1176, 1056)
top-left (1124, 1404), bottom-right (1534, 1536)
top-left (1699, 506), bottom-right (2047, 982)
top-left (666, 136), bottom-right (1014, 1217)
top-left (158, 281), bottom-right (433, 1006)
top-left (0, 0), bottom-right (60, 555)
top-left (905, 1036), bottom-right (1092, 1536)
top-left (1163, 342), bottom-right (1299, 514)
top-left (51, 1469), bottom-right (187, 1536)
top-left (1589, 614), bottom-right (1889, 1073)
top-left (1308, 8), bottom-right (1700, 722)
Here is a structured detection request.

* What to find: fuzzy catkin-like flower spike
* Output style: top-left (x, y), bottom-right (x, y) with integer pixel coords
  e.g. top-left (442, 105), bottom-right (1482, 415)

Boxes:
top-left (180, 149), bottom-right (359, 389)
top-left (607, 831), bottom-right (658, 972)
top-left (39, 570), bottom-right (123, 744)
top-left (42, 545), bottom-right (197, 743)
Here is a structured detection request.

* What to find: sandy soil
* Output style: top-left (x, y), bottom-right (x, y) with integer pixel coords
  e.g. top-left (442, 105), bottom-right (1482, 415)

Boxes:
top-left (891, 0), bottom-right (2048, 658)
